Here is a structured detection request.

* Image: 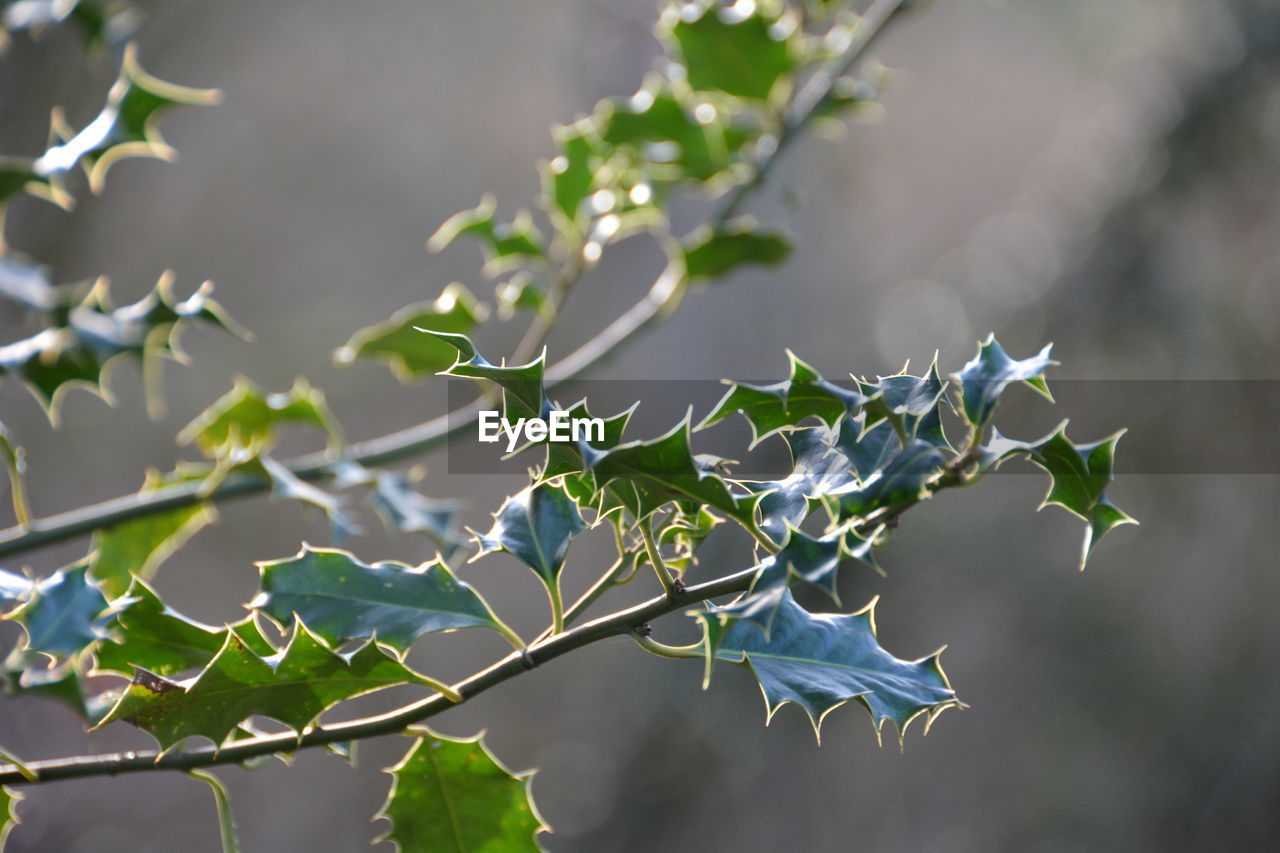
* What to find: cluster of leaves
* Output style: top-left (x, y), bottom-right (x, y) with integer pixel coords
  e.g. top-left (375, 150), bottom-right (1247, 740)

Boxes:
top-left (0, 2), bottom-right (1139, 851)
top-left (0, 329), bottom-right (1135, 849)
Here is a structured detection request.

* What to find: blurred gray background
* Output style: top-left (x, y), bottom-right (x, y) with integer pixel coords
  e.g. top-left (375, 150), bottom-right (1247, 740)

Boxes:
top-left (2, 0), bottom-right (1279, 850)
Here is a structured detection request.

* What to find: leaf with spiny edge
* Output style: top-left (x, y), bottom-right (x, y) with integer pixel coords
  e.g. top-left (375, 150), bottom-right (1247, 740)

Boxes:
top-left (375, 727), bottom-right (548, 853)
top-left (428, 195), bottom-right (547, 276)
top-left (698, 351), bottom-right (866, 448)
top-left (425, 330), bottom-right (547, 422)
top-left (585, 414), bottom-right (759, 523)
top-left (748, 425), bottom-right (859, 541)
top-left (333, 283), bottom-right (487, 382)
top-left (94, 578), bottom-right (272, 678)
top-left (696, 589), bottom-right (959, 743)
top-left (472, 481), bottom-right (586, 592)
top-left (0, 273), bottom-right (245, 422)
top-left (1, 656), bottom-right (107, 723)
top-left (96, 621), bottom-right (441, 751)
top-left (705, 525), bottom-right (879, 649)
top-left (37, 45), bottom-right (219, 198)
top-left (681, 221), bottom-right (792, 281)
top-left (659, 0), bottom-right (800, 103)
top-left (251, 544), bottom-right (517, 655)
top-left (88, 468), bottom-right (218, 598)
top-left (824, 439), bottom-right (947, 520)
top-left (856, 356), bottom-right (952, 449)
top-left (178, 376), bottom-right (340, 458)
top-left (0, 785), bottom-right (22, 849)
top-left (4, 561), bottom-right (114, 659)
top-left (954, 334), bottom-right (1055, 428)
top-left (983, 421), bottom-right (1137, 568)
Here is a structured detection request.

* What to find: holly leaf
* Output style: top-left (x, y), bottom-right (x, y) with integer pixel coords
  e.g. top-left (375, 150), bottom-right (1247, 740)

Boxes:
top-left (541, 121), bottom-right (601, 231)
top-left (258, 454), bottom-right (359, 543)
top-left (97, 624), bottom-right (432, 751)
top-left (0, 274), bottom-right (244, 422)
top-left (333, 283), bottom-right (487, 382)
top-left (597, 76), bottom-right (749, 183)
top-left (699, 589), bottom-right (958, 742)
top-left (251, 545), bottom-right (514, 655)
top-left (178, 376), bottom-right (340, 458)
top-left (375, 728), bottom-right (548, 853)
top-left (473, 482), bottom-right (585, 590)
top-left (428, 195), bottom-right (546, 275)
top-left (585, 415), bottom-right (756, 522)
top-left (699, 351), bottom-right (866, 448)
top-left (681, 221), bottom-right (792, 281)
top-left (29, 44), bottom-right (220, 200)
top-left (826, 439), bottom-right (946, 519)
top-left (995, 422), bottom-right (1137, 568)
top-left (750, 425), bottom-right (858, 541)
top-left (954, 334), bottom-right (1055, 428)
top-left (0, 786), bottom-right (22, 849)
top-left (857, 357), bottom-right (951, 449)
top-left (710, 526), bottom-right (879, 643)
top-left (426, 331), bottom-right (546, 422)
top-left (661, 1), bottom-right (798, 102)
top-left (5, 562), bottom-right (114, 659)
top-left (88, 470), bottom-right (217, 597)
top-left (94, 579), bottom-right (229, 677)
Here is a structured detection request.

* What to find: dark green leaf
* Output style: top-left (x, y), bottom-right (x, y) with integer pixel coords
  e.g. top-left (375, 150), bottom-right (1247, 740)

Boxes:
top-left (89, 469), bottom-right (217, 597)
top-left (682, 222), bottom-right (792, 281)
top-left (661, 1), bottom-right (798, 102)
top-left (699, 589), bottom-right (958, 742)
top-left (29, 44), bottom-right (220, 199)
top-left (827, 439), bottom-right (946, 519)
top-left (473, 482), bottom-right (585, 588)
top-left (428, 196), bottom-right (546, 275)
top-left (426, 331), bottom-right (546, 421)
top-left (541, 121), bottom-right (601, 230)
top-left (252, 545), bottom-right (515, 655)
top-left (6, 562), bottom-right (113, 658)
top-left (94, 579), bottom-right (226, 677)
top-left (0, 274), bottom-right (244, 421)
top-left (375, 728), bottom-right (548, 852)
top-left (698, 351), bottom-right (865, 447)
top-left (97, 624), bottom-right (430, 750)
top-left (750, 425), bottom-right (858, 540)
top-left (597, 76), bottom-right (749, 183)
top-left (586, 416), bottom-right (755, 522)
top-left (178, 376), bottom-right (340, 458)
top-left (954, 334), bottom-right (1055, 428)
top-left (334, 284), bottom-right (487, 382)
top-left (987, 422), bottom-right (1137, 568)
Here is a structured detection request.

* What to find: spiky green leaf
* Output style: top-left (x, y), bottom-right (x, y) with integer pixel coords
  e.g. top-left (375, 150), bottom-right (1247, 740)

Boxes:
top-left (334, 284), bottom-right (487, 382)
top-left (375, 728), bottom-right (548, 852)
top-left (954, 334), bottom-right (1055, 428)
top-left (681, 222), bottom-right (792, 281)
top-left (98, 624), bottom-right (430, 750)
top-left (251, 545), bottom-right (511, 655)
top-left (699, 589), bottom-right (958, 742)
top-left (473, 482), bottom-right (585, 589)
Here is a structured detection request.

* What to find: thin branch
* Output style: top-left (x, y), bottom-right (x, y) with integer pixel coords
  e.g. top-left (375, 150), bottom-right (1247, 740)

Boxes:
top-left (0, 0), bottom-right (906, 561)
